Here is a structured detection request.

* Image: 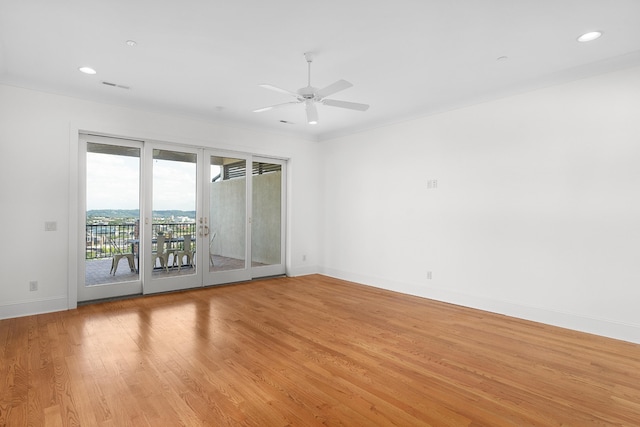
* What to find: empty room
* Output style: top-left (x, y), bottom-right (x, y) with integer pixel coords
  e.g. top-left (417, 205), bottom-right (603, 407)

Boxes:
top-left (1, 1), bottom-right (640, 425)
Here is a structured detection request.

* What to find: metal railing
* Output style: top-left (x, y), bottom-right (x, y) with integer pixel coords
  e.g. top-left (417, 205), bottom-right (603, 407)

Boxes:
top-left (85, 222), bottom-right (196, 259)
top-left (152, 223), bottom-right (196, 240)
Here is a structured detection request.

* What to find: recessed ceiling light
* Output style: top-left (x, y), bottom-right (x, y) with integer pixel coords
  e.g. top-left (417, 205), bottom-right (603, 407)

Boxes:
top-left (577, 31), bottom-right (602, 42)
top-left (496, 56), bottom-right (509, 62)
top-left (125, 40), bottom-right (137, 47)
top-left (78, 66), bottom-right (97, 75)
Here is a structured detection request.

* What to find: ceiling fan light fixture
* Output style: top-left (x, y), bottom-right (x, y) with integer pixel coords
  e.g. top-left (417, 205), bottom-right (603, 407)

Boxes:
top-left (306, 100), bottom-right (318, 125)
top-left (577, 31), bottom-right (602, 42)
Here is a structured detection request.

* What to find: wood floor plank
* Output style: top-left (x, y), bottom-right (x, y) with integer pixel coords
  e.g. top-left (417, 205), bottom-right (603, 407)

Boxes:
top-left (2, 318), bottom-right (29, 427)
top-left (2, 274), bottom-right (640, 426)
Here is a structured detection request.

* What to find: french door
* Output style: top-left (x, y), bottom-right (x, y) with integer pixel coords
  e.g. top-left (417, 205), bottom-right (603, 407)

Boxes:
top-left (78, 135), bottom-right (286, 302)
top-left (143, 144), bottom-right (202, 294)
top-left (203, 151), bottom-right (286, 286)
top-left (79, 135), bottom-right (143, 301)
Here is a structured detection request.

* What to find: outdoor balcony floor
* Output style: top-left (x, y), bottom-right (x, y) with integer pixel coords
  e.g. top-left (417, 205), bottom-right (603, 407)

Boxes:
top-left (84, 255), bottom-right (251, 286)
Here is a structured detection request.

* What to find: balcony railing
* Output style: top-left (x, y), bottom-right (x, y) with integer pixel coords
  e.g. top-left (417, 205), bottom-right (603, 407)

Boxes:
top-left (86, 222), bottom-right (196, 259)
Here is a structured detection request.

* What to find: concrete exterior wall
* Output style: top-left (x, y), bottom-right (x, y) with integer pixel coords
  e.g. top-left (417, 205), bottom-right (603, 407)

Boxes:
top-left (209, 171), bottom-right (282, 264)
top-left (210, 177), bottom-right (246, 260)
top-left (252, 171), bottom-right (282, 265)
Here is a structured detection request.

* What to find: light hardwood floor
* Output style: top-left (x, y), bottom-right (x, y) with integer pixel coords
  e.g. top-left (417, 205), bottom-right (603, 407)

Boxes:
top-left (1, 275), bottom-right (639, 426)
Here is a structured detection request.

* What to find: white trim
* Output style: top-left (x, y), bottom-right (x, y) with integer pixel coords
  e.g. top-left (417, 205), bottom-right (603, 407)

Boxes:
top-left (287, 265), bottom-right (320, 277)
top-left (320, 268), bottom-right (640, 345)
top-left (1, 297), bottom-right (69, 320)
top-left (68, 123), bottom-right (79, 309)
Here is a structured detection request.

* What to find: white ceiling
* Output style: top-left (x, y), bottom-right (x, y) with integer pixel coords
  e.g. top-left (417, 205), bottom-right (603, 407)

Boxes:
top-left (2, 1), bottom-right (640, 141)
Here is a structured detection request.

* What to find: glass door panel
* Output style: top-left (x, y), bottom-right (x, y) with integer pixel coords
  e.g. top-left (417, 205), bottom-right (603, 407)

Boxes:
top-left (204, 153), bottom-right (251, 285)
top-left (79, 137), bottom-right (142, 302)
top-left (145, 146), bottom-right (202, 294)
top-left (251, 159), bottom-right (286, 278)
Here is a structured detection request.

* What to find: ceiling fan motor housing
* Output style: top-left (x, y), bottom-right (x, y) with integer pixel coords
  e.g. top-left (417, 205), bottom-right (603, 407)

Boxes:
top-left (297, 86), bottom-right (317, 99)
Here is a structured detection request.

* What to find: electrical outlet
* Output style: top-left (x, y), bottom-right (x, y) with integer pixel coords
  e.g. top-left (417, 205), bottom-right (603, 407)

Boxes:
top-left (302, 254), bottom-right (307, 262)
top-left (426, 271), bottom-right (432, 280)
top-left (29, 281), bottom-right (38, 291)
top-left (45, 221), bottom-right (57, 231)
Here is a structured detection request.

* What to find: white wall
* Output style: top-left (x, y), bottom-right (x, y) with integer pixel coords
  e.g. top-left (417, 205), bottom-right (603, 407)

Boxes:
top-left (0, 84), bottom-right (321, 318)
top-left (4, 64), bottom-right (640, 345)
top-left (320, 65), bottom-right (640, 344)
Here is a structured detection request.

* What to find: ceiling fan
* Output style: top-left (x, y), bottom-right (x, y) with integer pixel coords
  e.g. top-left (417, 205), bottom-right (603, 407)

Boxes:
top-left (253, 52), bottom-right (369, 125)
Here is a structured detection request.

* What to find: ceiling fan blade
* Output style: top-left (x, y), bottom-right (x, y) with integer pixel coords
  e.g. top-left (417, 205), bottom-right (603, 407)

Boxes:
top-left (306, 101), bottom-right (319, 124)
top-left (258, 84), bottom-right (300, 98)
top-left (322, 99), bottom-right (370, 111)
top-left (253, 101), bottom-right (300, 113)
top-left (316, 79), bottom-right (353, 99)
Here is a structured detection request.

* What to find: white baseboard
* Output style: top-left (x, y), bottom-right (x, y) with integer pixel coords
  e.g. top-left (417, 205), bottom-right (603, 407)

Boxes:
top-left (320, 268), bottom-right (640, 345)
top-left (0, 267), bottom-right (321, 320)
top-left (287, 264), bottom-right (319, 277)
top-left (0, 296), bottom-right (69, 320)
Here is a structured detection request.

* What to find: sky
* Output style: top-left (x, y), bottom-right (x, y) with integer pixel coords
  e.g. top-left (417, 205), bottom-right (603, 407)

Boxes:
top-left (86, 152), bottom-right (201, 211)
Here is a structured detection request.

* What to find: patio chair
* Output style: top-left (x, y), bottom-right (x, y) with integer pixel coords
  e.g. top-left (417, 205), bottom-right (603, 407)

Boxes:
top-left (109, 238), bottom-right (136, 275)
top-left (152, 234), bottom-right (170, 272)
top-left (175, 234), bottom-right (194, 270)
top-left (164, 233), bottom-right (178, 268)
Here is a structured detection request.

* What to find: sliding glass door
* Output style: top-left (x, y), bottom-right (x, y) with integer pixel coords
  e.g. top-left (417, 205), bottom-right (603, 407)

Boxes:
top-left (204, 152), bottom-right (251, 285)
top-left (144, 145), bottom-right (203, 294)
top-left (79, 135), bottom-right (143, 302)
top-left (78, 136), bottom-right (286, 301)
top-left (251, 157), bottom-right (286, 278)
top-left (202, 153), bottom-right (286, 285)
